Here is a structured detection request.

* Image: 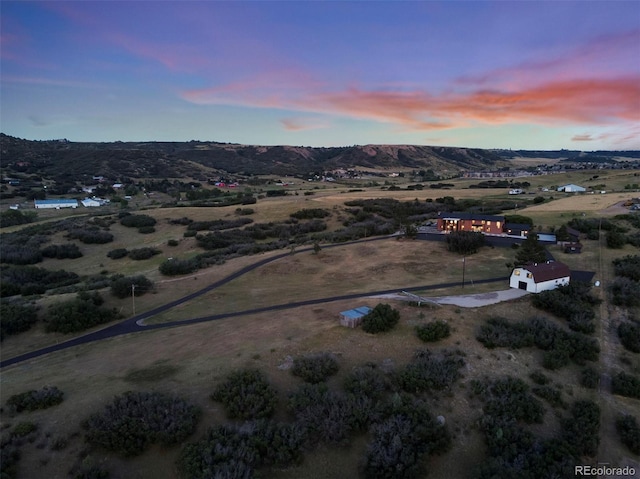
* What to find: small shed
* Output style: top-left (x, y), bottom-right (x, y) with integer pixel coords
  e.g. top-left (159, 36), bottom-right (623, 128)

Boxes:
top-left (339, 306), bottom-right (372, 328)
top-left (564, 242), bottom-right (583, 254)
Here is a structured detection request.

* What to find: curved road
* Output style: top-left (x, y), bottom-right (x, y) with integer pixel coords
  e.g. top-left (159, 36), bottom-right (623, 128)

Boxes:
top-left (1, 236), bottom-right (508, 369)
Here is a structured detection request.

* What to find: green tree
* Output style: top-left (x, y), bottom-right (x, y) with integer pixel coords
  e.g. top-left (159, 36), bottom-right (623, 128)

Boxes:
top-left (515, 233), bottom-right (547, 265)
top-left (362, 303), bottom-right (400, 333)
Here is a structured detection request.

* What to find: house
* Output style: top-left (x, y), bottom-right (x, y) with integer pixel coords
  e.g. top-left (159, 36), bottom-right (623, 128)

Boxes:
top-left (510, 261), bottom-right (570, 293)
top-left (503, 223), bottom-right (531, 238)
top-left (508, 189), bottom-right (523, 195)
top-left (339, 306), bottom-right (372, 328)
top-left (557, 184), bottom-right (586, 193)
top-left (437, 213), bottom-right (505, 235)
top-left (34, 199), bottom-right (78, 209)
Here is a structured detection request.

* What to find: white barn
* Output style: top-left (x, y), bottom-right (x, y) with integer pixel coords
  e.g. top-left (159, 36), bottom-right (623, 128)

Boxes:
top-left (510, 261), bottom-right (570, 293)
top-left (34, 199), bottom-right (78, 209)
top-left (557, 184), bottom-right (586, 193)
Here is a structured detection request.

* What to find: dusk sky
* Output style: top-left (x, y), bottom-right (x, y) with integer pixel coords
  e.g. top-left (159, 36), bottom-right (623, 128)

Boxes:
top-left (2, 1), bottom-right (639, 150)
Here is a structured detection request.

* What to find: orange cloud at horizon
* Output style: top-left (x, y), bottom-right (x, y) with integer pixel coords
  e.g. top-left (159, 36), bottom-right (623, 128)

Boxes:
top-left (181, 75), bottom-right (640, 133)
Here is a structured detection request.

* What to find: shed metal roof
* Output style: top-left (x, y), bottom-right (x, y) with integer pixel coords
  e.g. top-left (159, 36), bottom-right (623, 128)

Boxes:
top-left (340, 306), bottom-right (372, 319)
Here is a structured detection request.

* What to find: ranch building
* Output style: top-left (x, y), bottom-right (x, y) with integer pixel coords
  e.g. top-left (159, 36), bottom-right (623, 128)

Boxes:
top-left (510, 261), bottom-right (570, 293)
top-left (436, 213), bottom-right (504, 235)
top-left (34, 199), bottom-right (78, 209)
top-left (339, 306), bottom-right (372, 328)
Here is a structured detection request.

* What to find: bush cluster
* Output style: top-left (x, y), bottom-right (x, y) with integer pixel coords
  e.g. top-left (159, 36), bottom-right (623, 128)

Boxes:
top-left (343, 364), bottom-right (388, 400)
top-left (41, 243), bottom-right (82, 259)
top-left (362, 303), bottom-right (400, 333)
top-left (110, 275), bottom-right (154, 299)
top-left (291, 352), bottom-right (339, 384)
top-left (186, 218), bottom-right (253, 231)
top-left (532, 385), bottom-right (566, 409)
top-left (67, 228), bottom-right (114, 244)
top-left (178, 420), bottom-right (305, 478)
top-left (119, 214), bottom-right (156, 228)
top-left (445, 231), bottom-right (485, 255)
top-left (477, 316), bottom-right (599, 370)
top-left (473, 376), bottom-right (600, 478)
top-left (362, 395), bottom-right (451, 479)
top-left (396, 349), bottom-right (465, 393)
top-left (290, 208), bottom-right (331, 220)
top-left (581, 366), bottom-right (599, 389)
top-left (0, 209), bottom-right (37, 228)
top-left (159, 258), bottom-right (199, 276)
top-left (612, 372), bottom-right (640, 399)
top-left (531, 281), bottom-right (600, 334)
top-left (616, 414), bottom-right (640, 455)
top-left (83, 391), bottom-right (200, 457)
top-left (127, 247), bottom-right (161, 261)
top-left (609, 277), bottom-right (640, 307)
top-left (1, 265), bottom-right (80, 297)
top-left (211, 369), bottom-right (277, 420)
top-left (106, 248), bottom-right (128, 259)
top-left (618, 322), bottom-right (640, 353)
top-left (45, 292), bottom-right (121, 333)
top-left (0, 233), bottom-right (49, 265)
top-left (613, 255), bottom-right (640, 281)
top-left (416, 320), bottom-right (451, 342)
top-left (6, 386), bottom-right (64, 412)
top-left (0, 302), bottom-right (38, 340)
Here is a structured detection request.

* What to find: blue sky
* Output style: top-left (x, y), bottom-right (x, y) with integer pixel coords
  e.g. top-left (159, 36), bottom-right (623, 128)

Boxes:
top-left (1, 1), bottom-right (639, 149)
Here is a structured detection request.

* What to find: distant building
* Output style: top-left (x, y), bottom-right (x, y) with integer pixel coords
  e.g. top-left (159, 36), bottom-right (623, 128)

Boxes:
top-left (339, 306), bottom-right (372, 328)
top-left (557, 184), bottom-right (586, 193)
top-left (508, 189), bottom-right (523, 195)
top-left (81, 197), bottom-right (108, 207)
top-left (503, 223), bottom-right (531, 238)
top-left (34, 199), bottom-right (78, 209)
top-left (510, 261), bottom-right (570, 293)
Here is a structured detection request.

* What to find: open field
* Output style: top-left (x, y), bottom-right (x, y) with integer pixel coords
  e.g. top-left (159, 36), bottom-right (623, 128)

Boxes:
top-left (2, 168), bottom-right (640, 479)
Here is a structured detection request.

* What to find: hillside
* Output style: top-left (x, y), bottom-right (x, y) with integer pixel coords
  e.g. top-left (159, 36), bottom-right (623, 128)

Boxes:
top-left (1, 134), bottom-right (507, 181)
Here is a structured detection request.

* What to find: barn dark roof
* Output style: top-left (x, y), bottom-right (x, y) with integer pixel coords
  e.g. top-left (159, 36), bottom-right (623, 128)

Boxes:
top-left (524, 261), bottom-right (571, 283)
top-left (504, 223), bottom-right (531, 232)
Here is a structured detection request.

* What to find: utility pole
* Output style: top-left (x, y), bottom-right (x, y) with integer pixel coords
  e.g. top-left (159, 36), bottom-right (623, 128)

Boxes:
top-left (131, 284), bottom-right (136, 316)
top-left (462, 256), bottom-right (466, 289)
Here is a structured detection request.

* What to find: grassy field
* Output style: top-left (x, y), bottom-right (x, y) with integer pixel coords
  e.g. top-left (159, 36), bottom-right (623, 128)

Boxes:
top-left (2, 169), bottom-right (640, 479)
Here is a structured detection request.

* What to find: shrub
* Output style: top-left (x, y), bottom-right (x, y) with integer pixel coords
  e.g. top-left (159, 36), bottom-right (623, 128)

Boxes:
top-left (362, 303), bottom-right (400, 334)
top-left (127, 247), bottom-right (161, 261)
top-left (616, 414), bottom-right (640, 455)
top-left (562, 400), bottom-right (600, 456)
top-left (178, 420), bottom-right (305, 478)
top-left (110, 275), bottom-right (154, 299)
top-left (396, 349), bottom-right (465, 393)
top-left (1, 266), bottom-right (80, 297)
top-left (183, 230), bottom-right (197, 238)
top-left (607, 229), bottom-right (626, 249)
top-left (290, 208), bottom-right (331, 220)
top-left (581, 367), bottom-right (599, 389)
top-left (291, 352), bottom-right (339, 384)
top-left (612, 372), bottom-right (640, 399)
top-left (211, 369), bottom-right (277, 420)
top-left (0, 302), bottom-right (38, 340)
top-left (137, 226), bottom-right (155, 234)
top-left (483, 377), bottom-right (545, 424)
top-left (83, 391), bottom-right (200, 457)
top-left (119, 214), bottom-right (156, 228)
top-left (159, 258), bottom-right (199, 276)
top-left (106, 248), bottom-right (128, 259)
top-left (529, 370), bottom-right (551, 385)
top-left (12, 421), bottom-right (37, 438)
top-left (610, 277), bottom-right (640, 307)
top-left (6, 386), bottom-right (64, 412)
top-left (532, 386), bottom-right (565, 408)
top-left (343, 364), bottom-right (388, 400)
top-left (362, 396), bottom-right (450, 479)
top-left (0, 209), bottom-right (37, 228)
top-left (613, 255), bottom-right (640, 281)
top-left (167, 239), bottom-right (179, 247)
top-left (45, 292), bottom-right (121, 334)
top-left (416, 321), bottom-right (450, 342)
top-left (618, 322), bottom-right (640, 353)
top-left (445, 231), bottom-right (485, 255)
top-left (41, 243), bottom-right (82, 259)
top-left (68, 229), bottom-right (114, 244)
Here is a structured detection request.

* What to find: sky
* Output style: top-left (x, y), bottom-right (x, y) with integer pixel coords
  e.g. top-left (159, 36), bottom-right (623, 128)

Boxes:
top-left (1, 1), bottom-right (639, 150)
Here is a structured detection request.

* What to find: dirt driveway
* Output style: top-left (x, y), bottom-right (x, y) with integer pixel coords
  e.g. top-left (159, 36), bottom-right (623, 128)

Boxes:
top-left (374, 288), bottom-right (529, 308)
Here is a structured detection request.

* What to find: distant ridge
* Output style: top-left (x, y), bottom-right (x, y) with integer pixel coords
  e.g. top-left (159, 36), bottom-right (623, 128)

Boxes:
top-left (1, 133), bottom-right (637, 181)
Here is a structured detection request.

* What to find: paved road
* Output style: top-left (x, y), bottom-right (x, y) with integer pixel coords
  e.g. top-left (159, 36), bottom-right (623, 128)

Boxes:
top-left (0, 236), bottom-right (509, 369)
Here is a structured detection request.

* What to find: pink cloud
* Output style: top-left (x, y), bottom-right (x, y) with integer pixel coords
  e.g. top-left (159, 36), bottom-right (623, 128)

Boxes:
top-left (280, 117), bottom-right (329, 131)
top-left (182, 75), bottom-right (640, 132)
top-left (571, 134), bottom-right (595, 142)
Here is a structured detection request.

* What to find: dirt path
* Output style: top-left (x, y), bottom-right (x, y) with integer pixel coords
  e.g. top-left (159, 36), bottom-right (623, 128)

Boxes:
top-left (373, 288), bottom-right (528, 308)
